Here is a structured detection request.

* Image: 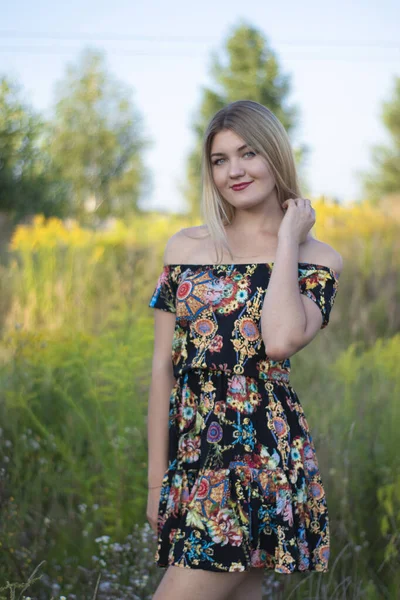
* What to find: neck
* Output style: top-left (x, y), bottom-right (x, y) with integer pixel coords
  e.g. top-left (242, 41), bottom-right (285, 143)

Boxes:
top-left (226, 193), bottom-right (284, 237)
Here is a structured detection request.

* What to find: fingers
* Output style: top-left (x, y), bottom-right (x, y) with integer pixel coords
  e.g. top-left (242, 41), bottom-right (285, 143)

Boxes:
top-left (282, 197), bottom-right (313, 209)
top-left (301, 198), bottom-right (313, 210)
top-left (147, 516), bottom-right (157, 535)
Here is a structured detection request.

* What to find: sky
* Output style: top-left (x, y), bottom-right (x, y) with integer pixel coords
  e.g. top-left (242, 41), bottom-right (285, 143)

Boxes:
top-left (0, 0), bottom-right (399, 214)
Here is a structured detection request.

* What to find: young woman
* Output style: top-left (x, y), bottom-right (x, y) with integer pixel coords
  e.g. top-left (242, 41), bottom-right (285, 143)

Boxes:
top-left (147, 100), bottom-right (343, 600)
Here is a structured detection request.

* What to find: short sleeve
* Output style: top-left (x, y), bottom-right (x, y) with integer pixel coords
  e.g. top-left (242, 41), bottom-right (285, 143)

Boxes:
top-left (148, 265), bottom-right (177, 314)
top-left (298, 265), bottom-right (339, 330)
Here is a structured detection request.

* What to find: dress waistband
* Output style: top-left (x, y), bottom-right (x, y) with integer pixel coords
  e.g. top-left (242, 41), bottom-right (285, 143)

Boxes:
top-left (176, 365), bottom-right (290, 384)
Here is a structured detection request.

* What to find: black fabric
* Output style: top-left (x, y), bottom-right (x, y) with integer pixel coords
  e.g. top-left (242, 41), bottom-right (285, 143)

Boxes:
top-left (148, 262), bottom-right (339, 573)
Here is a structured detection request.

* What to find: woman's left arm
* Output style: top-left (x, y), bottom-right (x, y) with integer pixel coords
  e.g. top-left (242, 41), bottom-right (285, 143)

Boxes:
top-left (261, 236), bottom-right (342, 360)
top-left (261, 234), bottom-right (305, 360)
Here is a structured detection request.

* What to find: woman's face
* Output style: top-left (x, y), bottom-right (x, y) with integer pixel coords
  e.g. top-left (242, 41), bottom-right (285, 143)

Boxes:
top-left (210, 129), bottom-right (276, 209)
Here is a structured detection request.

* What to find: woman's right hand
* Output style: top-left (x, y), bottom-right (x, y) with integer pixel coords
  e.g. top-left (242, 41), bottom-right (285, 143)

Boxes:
top-left (147, 485), bottom-right (163, 535)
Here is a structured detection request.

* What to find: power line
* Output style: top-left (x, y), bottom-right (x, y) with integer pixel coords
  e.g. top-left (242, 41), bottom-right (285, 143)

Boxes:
top-left (0, 47), bottom-right (397, 62)
top-left (0, 30), bottom-right (399, 49)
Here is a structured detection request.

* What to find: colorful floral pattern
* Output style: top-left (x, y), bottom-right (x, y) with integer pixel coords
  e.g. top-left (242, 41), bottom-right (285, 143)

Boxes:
top-left (148, 262), bottom-right (340, 573)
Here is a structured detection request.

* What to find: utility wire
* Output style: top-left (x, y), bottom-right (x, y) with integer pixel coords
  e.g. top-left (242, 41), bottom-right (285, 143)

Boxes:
top-left (0, 31), bottom-right (399, 48)
top-left (0, 47), bottom-right (397, 61)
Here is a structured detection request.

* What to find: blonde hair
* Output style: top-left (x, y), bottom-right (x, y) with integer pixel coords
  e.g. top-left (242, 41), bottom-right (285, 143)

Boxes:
top-left (198, 99), bottom-right (302, 264)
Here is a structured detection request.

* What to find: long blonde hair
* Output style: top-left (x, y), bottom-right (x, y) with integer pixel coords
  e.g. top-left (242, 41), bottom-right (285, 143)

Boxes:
top-left (198, 100), bottom-right (302, 264)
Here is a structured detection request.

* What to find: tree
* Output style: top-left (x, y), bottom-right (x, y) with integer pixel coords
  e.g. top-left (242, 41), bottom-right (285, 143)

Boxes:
top-left (359, 76), bottom-right (400, 206)
top-left (179, 21), bottom-right (309, 220)
top-left (0, 76), bottom-right (68, 223)
top-left (49, 48), bottom-right (152, 221)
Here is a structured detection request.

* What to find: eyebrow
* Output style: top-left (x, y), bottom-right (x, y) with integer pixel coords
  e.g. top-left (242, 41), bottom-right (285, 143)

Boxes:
top-left (210, 144), bottom-right (250, 158)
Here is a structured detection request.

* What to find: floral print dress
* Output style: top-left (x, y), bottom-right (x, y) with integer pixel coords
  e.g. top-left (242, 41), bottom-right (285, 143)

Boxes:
top-left (148, 262), bottom-right (340, 574)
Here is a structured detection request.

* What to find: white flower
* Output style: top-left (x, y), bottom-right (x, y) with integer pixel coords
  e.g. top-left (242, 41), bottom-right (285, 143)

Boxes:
top-left (95, 535), bottom-right (110, 544)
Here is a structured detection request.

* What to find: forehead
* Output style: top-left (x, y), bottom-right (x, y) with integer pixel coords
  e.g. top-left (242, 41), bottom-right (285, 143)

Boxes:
top-left (210, 129), bottom-right (247, 151)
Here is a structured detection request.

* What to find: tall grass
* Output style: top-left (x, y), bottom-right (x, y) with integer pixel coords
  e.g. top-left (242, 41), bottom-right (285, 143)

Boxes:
top-left (0, 201), bottom-right (399, 598)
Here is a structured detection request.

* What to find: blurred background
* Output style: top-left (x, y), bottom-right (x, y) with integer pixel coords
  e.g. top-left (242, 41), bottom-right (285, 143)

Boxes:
top-left (0, 1), bottom-right (399, 598)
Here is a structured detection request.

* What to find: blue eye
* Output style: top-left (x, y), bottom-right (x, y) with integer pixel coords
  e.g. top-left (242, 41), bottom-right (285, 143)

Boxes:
top-left (212, 151), bottom-right (256, 166)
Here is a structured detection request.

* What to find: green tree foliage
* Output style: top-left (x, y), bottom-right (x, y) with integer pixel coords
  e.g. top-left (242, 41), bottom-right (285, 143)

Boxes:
top-left (0, 76), bottom-right (68, 222)
top-left (180, 21), bottom-right (309, 220)
top-left (359, 75), bottom-right (400, 205)
top-left (49, 48), bottom-right (153, 221)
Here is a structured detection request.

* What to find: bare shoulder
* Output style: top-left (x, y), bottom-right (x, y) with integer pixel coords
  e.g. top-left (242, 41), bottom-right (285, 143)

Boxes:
top-left (306, 239), bottom-right (344, 276)
top-left (163, 225), bottom-right (210, 265)
top-left (180, 224), bottom-right (210, 239)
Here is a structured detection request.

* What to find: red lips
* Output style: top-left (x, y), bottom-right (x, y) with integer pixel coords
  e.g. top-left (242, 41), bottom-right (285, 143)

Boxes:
top-left (231, 181), bottom-right (253, 191)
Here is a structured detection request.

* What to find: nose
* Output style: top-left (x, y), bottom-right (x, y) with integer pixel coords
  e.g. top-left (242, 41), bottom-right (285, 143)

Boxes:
top-left (229, 158), bottom-right (246, 178)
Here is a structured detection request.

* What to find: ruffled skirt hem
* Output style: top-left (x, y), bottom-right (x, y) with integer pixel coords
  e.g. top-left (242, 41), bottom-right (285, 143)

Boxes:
top-left (154, 462), bottom-right (330, 573)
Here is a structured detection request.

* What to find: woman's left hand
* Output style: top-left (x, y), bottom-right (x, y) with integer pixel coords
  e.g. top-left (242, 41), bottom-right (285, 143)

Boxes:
top-left (279, 197), bottom-right (315, 244)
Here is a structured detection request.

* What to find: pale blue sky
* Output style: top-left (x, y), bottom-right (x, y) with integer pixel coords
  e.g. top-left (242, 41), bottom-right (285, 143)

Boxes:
top-left (1, 0), bottom-right (399, 213)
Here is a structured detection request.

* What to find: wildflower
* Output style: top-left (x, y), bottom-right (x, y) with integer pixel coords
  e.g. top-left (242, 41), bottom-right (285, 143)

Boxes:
top-left (95, 535), bottom-right (110, 544)
top-left (112, 543), bottom-right (123, 552)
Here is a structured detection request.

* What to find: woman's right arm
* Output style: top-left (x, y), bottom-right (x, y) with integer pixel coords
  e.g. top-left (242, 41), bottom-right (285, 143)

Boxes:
top-left (147, 308), bottom-right (177, 488)
top-left (146, 233), bottom-right (184, 533)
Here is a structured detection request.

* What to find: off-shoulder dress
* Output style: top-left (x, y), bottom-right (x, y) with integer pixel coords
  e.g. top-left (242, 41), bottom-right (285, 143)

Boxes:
top-left (148, 262), bottom-right (340, 573)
